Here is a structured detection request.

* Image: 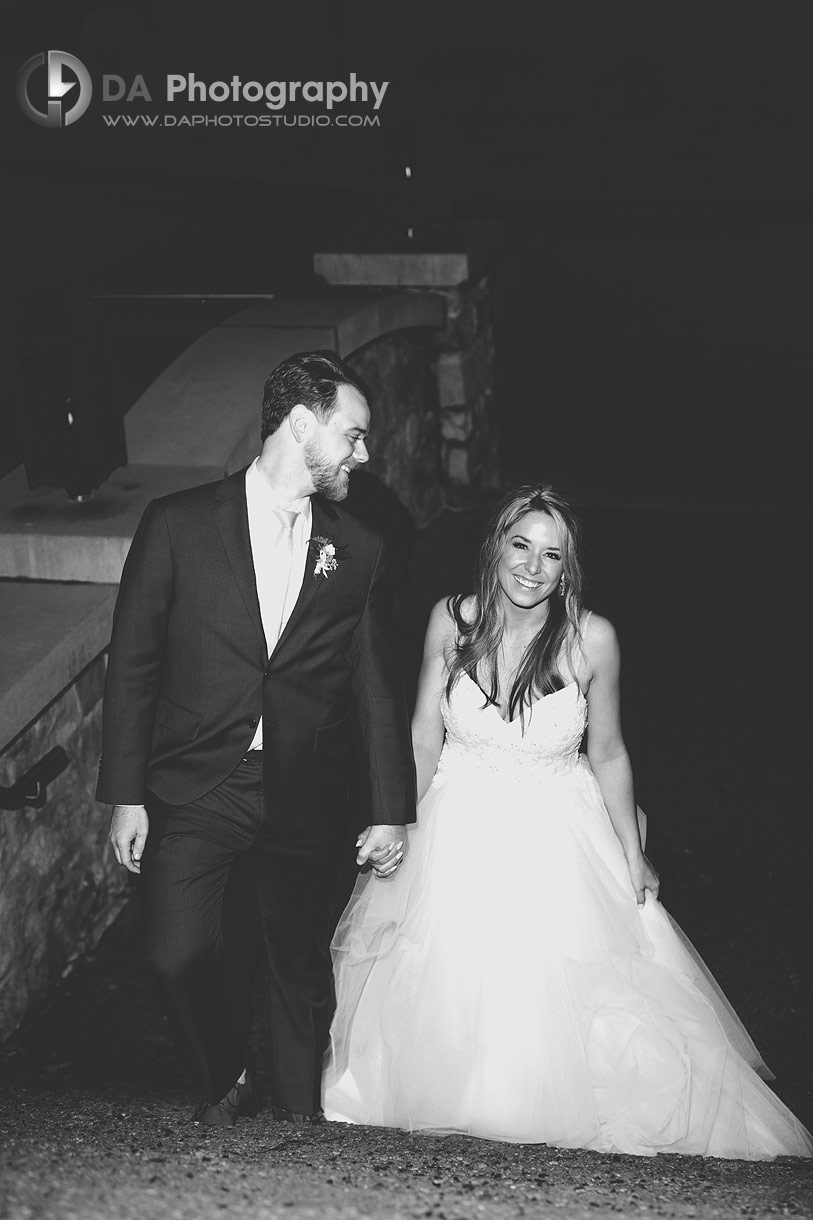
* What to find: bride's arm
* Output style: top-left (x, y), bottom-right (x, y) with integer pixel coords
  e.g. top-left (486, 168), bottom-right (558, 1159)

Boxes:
top-left (411, 599), bottom-right (454, 802)
top-left (583, 615), bottom-right (660, 906)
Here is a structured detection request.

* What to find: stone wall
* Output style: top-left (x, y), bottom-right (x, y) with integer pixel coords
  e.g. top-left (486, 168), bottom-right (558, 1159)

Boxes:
top-left (347, 327), bottom-right (443, 526)
top-left (314, 235), bottom-right (501, 510)
top-left (0, 653), bottom-right (127, 1041)
top-left (432, 273), bottom-right (499, 504)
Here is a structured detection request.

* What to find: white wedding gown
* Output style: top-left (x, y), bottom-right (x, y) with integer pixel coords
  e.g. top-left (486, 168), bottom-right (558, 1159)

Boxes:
top-left (323, 659), bottom-right (813, 1158)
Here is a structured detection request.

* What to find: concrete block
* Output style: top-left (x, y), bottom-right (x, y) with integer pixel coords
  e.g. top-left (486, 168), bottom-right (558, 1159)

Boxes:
top-left (315, 251), bottom-right (475, 289)
top-left (0, 463), bottom-right (215, 583)
top-left (314, 222), bottom-right (503, 289)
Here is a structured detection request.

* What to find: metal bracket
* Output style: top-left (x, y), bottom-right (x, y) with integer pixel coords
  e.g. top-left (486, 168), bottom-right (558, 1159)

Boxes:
top-left (0, 747), bottom-right (70, 810)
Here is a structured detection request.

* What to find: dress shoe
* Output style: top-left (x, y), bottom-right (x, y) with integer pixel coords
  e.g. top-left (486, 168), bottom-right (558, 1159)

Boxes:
top-left (270, 1104), bottom-right (325, 1125)
top-left (194, 1069), bottom-right (261, 1127)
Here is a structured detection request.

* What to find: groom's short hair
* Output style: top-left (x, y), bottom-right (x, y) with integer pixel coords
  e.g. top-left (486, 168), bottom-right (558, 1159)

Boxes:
top-left (260, 350), bottom-right (368, 441)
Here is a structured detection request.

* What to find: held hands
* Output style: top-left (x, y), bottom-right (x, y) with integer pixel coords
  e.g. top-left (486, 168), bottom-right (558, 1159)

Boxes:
top-left (356, 824), bottom-right (407, 879)
top-left (628, 852), bottom-right (660, 907)
top-left (110, 804), bottom-right (149, 874)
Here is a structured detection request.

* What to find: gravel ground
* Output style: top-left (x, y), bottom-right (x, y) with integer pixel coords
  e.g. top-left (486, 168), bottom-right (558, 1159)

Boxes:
top-left (2, 1087), bottom-right (812, 1220)
top-left (2, 500), bottom-right (811, 1220)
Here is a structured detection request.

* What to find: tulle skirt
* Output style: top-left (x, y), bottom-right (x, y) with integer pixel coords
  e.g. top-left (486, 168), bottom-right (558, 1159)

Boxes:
top-left (323, 755), bottom-right (813, 1159)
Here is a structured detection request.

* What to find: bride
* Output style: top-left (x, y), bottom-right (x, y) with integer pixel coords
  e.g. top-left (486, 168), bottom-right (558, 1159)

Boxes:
top-left (323, 484), bottom-right (813, 1158)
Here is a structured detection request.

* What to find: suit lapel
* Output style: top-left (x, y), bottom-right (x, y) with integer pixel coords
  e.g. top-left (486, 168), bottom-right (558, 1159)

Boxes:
top-left (274, 495), bottom-right (342, 654)
top-left (213, 468), bottom-right (267, 658)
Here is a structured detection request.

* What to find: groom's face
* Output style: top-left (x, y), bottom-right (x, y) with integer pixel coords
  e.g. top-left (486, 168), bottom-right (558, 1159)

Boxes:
top-left (304, 383), bottom-right (370, 500)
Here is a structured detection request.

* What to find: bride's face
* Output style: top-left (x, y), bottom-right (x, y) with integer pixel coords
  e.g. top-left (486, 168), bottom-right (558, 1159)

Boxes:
top-left (496, 511), bottom-right (564, 612)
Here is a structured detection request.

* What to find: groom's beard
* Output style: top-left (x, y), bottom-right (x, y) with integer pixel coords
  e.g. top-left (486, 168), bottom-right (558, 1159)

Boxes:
top-left (303, 437), bottom-right (351, 501)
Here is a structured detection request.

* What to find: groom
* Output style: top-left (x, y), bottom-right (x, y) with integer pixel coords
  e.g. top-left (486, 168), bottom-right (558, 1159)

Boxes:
top-left (97, 350), bottom-right (416, 1126)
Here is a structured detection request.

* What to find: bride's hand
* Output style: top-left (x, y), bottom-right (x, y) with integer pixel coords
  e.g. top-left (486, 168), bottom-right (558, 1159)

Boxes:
top-left (356, 824), bottom-right (407, 878)
top-left (627, 853), bottom-right (660, 906)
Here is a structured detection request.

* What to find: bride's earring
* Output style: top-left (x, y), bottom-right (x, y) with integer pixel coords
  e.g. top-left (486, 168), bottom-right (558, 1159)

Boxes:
top-left (559, 576), bottom-right (567, 596)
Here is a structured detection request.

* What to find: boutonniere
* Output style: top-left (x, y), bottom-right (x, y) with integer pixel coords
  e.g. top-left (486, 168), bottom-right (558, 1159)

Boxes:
top-left (310, 535), bottom-right (339, 579)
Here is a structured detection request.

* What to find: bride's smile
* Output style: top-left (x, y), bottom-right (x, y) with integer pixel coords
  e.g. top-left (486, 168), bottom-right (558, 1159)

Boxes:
top-left (497, 510), bottom-right (564, 611)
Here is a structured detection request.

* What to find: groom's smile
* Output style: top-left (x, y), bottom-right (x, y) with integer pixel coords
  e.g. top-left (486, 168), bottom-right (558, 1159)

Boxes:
top-left (304, 384), bottom-right (370, 500)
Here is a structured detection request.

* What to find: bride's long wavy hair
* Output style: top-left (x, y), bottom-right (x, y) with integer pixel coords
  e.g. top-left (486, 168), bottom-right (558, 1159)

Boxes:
top-left (446, 485), bottom-right (585, 725)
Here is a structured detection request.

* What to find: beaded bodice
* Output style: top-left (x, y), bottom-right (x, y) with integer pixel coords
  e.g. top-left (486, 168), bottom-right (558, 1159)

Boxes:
top-left (437, 672), bottom-right (587, 781)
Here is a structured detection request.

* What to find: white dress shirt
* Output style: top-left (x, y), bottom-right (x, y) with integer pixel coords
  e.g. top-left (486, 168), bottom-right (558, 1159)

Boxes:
top-left (244, 459), bottom-right (312, 750)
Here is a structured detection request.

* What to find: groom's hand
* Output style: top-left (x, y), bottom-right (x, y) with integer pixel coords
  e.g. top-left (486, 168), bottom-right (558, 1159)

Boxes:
top-left (110, 804), bottom-right (150, 874)
top-left (356, 825), bottom-right (407, 878)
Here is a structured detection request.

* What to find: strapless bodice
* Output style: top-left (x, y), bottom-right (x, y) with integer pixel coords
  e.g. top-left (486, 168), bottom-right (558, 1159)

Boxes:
top-left (437, 672), bottom-right (587, 782)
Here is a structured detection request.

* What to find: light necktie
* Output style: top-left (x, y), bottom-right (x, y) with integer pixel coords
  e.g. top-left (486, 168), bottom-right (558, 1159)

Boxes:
top-left (274, 508), bottom-right (298, 643)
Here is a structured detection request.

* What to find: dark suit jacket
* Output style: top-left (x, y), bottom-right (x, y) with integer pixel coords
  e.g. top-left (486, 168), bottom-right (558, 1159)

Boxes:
top-left (96, 467), bottom-right (416, 853)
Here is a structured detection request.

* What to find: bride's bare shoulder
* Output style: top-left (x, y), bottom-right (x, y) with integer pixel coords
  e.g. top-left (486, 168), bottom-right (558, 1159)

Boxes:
top-left (425, 594), bottom-right (476, 654)
top-left (429, 593), bottom-right (476, 623)
top-left (579, 611), bottom-right (620, 669)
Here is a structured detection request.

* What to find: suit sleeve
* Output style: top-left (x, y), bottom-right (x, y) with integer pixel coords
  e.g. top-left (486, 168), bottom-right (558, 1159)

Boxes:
top-left (96, 500), bottom-right (173, 805)
top-left (350, 538), bottom-right (417, 826)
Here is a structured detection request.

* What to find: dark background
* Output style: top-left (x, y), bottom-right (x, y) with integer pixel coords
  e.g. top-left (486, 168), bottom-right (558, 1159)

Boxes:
top-left (2, 0), bottom-right (812, 492)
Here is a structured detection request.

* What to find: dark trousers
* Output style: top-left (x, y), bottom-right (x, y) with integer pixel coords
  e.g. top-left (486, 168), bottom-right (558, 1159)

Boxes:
top-left (141, 753), bottom-right (345, 1113)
